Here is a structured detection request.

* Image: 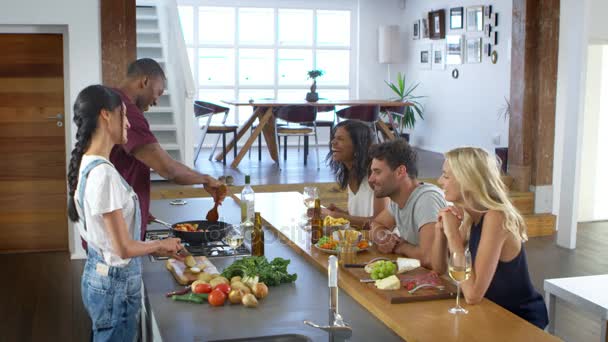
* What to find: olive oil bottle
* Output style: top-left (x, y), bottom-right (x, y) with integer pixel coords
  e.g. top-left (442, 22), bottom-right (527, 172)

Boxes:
top-left (311, 198), bottom-right (323, 244)
top-left (251, 212), bottom-right (264, 256)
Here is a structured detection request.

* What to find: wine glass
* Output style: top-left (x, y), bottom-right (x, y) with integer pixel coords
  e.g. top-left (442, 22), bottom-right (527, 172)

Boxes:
top-left (448, 249), bottom-right (472, 314)
top-left (225, 224), bottom-right (244, 262)
top-left (303, 186), bottom-right (319, 212)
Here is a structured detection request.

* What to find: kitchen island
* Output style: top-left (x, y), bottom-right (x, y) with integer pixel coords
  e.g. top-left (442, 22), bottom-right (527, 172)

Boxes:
top-left (143, 193), bottom-right (560, 341)
top-left (142, 196), bottom-right (402, 341)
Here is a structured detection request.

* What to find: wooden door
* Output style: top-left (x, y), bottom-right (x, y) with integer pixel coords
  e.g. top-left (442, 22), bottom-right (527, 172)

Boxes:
top-left (0, 34), bottom-right (67, 253)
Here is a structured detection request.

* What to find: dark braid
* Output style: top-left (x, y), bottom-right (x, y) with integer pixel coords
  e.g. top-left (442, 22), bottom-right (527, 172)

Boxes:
top-left (67, 85), bottom-right (123, 222)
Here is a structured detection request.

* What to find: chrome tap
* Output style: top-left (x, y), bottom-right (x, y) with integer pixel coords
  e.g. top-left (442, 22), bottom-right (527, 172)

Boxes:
top-left (304, 255), bottom-right (352, 342)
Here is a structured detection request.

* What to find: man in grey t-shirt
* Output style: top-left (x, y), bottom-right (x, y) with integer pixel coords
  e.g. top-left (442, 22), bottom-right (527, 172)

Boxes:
top-left (368, 139), bottom-right (447, 268)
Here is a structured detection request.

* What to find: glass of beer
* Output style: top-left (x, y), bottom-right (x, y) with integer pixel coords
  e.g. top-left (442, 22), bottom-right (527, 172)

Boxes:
top-left (448, 249), bottom-right (472, 314)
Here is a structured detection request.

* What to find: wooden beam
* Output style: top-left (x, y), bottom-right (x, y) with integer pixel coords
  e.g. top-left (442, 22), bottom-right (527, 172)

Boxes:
top-left (508, 0), bottom-right (559, 191)
top-left (101, 0), bottom-right (136, 87)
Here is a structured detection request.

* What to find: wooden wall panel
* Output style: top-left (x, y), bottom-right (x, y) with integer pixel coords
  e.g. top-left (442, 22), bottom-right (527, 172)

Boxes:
top-left (101, 0), bottom-right (137, 87)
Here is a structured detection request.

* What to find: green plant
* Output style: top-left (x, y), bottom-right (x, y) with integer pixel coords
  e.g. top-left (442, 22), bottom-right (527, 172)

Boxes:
top-left (307, 69), bottom-right (325, 93)
top-left (384, 72), bottom-right (425, 134)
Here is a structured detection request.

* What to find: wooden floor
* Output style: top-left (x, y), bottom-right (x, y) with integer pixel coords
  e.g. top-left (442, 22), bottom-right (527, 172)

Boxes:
top-left (1, 147), bottom-right (606, 341)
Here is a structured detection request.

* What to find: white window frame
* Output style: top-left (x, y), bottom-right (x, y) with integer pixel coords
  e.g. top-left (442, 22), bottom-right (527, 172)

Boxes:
top-left (178, 0), bottom-right (358, 124)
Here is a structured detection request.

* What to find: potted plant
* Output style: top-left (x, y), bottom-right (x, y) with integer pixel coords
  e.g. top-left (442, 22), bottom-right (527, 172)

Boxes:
top-left (383, 72), bottom-right (425, 142)
top-left (495, 96), bottom-right (511, 174)
top-left (306, 69), bottom-right (324, 102)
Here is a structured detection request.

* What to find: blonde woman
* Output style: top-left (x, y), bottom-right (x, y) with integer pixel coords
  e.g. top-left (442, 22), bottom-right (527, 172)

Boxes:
top-left (431, 147), bottom-right (548, 329)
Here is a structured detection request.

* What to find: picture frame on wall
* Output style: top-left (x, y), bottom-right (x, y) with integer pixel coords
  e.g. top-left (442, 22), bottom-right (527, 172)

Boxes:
top-left (446, 35), bottom-right (464, 65)
top-left (493, 13), bottom-right (499, 26)
top-left (413, 20), bottom-right (420, 40)
top-left (493, 31), bottom-right (498, 45)
top-left (466, 37), bottom-right (482, 63)
top-left (484, 43), bottom-right (492, 57)
top-left (484, 23), bottom-right (492, 38)
top-left (450, 7), bottom-right (464, 30)
top-left (466, 6), bottom-right (484, 32)
top-left (429, 10), bottom-right (446, 40)
top-left (422, 18), bottom-right (430, 38)
top-left (419, 45), bottom-right (432, 69)
top-left (432, 44), bottom-right (446, 70)
top-left (484, 5), bottom-right (492, 19)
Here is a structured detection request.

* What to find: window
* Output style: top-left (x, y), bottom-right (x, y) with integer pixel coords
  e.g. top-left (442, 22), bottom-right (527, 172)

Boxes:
top-left (179, 3), bottom-right (353, 125)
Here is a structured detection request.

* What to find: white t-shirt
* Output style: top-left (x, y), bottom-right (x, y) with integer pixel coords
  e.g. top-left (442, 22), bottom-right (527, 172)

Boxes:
top-left (347, 178), bottom-right (374, 217)
top-left (75, 155), bottom-right (138, 267)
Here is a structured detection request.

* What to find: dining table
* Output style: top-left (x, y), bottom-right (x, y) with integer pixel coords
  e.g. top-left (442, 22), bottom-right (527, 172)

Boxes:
top-left (217, 99), bottom-right (412, 168)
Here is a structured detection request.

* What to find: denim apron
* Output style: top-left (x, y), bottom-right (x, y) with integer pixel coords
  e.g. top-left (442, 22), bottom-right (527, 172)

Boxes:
top-left (78, 159), bottom-right (142, 342)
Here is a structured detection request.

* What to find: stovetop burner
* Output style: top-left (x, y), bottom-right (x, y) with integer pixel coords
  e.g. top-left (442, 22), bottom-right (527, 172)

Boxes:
top-left (145, 229), bottom-right (251, 261)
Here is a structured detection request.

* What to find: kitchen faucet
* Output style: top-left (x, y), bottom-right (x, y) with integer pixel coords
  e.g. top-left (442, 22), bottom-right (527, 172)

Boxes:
top-left (304, 255), bottom-right (353, 342)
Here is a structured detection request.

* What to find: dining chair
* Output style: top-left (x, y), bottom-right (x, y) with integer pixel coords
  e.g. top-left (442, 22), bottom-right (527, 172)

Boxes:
top-left (300, 105), bottom-right (336, 152)
top-left (193, 101), bottom-right (238, 165)
top-left (335, 105), bottom-right (381, 142)
top-left (273, 105), bottom-right (320, 169)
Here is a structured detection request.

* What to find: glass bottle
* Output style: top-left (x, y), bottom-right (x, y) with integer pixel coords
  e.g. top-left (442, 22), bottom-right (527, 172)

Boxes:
top-left (311, 198), bottom-right (323, 244)
top-left (251, 212), bottom-right (264, 257)
top-left (240, 175), bottom-right (255, 224)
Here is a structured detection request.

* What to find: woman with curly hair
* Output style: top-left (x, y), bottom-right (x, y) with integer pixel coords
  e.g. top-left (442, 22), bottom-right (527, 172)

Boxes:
top-left (323, 120), bottom-right (388, 229)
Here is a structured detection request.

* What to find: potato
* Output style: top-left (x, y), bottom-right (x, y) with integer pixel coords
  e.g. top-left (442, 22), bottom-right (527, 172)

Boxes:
top-left (184, 255), bottom-right (196, 268)
top-left (242, 293), bottom-right (258, 308)
top-left (197, 272), bottom-right (214, 283)
top-left (231, 281), bottom-right (251, 294)
top-left (230, 276), bottom-right (242, 284)
top-left (191, 280), bottom-right (207, 292)
top-left (209, 274), bottom-right (220, 280)
top-left (209, 276), bottom-right (229, 289)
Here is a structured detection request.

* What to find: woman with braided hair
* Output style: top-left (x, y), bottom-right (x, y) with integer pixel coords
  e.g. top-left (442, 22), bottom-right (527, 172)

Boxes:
top-left (67, 85), bottom-right (183, 341)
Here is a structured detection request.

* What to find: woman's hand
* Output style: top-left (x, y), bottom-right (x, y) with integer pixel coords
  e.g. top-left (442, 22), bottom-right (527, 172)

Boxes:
top-left (157, 238), bottom-right (184, 259)
top-left (438, 207), bottom-right (462, 240)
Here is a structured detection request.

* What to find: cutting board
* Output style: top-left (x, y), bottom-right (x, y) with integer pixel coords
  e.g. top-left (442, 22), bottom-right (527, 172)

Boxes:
top-left (165, 256), bottom-right (220, 286)
top-left (344, 266), bottom-right (458, 304)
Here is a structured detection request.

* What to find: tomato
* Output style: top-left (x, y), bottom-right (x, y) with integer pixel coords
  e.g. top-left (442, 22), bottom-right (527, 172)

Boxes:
top-left (194, 283), bottom-right (212, 294)
top-left (208, 289), bottom-right (226, 306)
top-left (215, 283), bottom-right (231, 295)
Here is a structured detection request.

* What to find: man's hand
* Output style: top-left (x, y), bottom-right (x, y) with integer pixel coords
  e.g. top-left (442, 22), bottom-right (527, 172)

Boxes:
top-left (372, 228), bottom-right (400, 254)
top-left (204, 176), bottom-right (227, 203)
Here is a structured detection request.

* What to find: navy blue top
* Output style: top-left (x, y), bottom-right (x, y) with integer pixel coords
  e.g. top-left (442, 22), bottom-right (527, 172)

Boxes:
top-left (469, 215), bottom-right (549, 329)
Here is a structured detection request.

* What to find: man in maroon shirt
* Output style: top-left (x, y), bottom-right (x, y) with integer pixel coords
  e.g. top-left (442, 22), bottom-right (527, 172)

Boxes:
top-left (110, 58), bottom-right (223, 240)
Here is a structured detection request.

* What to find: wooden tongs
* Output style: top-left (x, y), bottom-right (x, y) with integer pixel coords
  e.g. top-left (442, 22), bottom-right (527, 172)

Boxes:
top-left (205, 184), bottom-right (227, 222)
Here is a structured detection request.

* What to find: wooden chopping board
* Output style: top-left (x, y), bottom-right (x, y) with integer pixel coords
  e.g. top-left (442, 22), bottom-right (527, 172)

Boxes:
top-left (343, 266), bottom-right (458, 304)
top-left (165, 256), bottom-right (220, 286)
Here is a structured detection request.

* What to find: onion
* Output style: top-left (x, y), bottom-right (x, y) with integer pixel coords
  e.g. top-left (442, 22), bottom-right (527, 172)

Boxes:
top-left (242, 293), bottom-right (258, 308)
top-left (228, 289), bottom-right (244, 304)
top-left (252, 283), bottom-right (269, 299)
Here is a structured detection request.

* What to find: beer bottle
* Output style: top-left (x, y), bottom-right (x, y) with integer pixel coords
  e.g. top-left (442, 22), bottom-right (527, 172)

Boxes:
top-left (311, 198), bottom-right (323, 244)
top-left (251, 212), bottom-right (264, 256)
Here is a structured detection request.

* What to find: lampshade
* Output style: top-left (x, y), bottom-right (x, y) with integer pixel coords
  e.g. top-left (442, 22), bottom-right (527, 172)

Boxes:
top-left (378, 25), bottom-right (401, 64)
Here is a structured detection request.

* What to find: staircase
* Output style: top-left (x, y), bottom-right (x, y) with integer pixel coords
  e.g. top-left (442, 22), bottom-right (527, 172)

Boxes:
top-left (136, 2), bottom-right (194, 166)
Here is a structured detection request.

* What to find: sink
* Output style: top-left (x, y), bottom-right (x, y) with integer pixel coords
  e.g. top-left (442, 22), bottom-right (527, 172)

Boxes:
top-left (209, 334), bottom-right (312, 342)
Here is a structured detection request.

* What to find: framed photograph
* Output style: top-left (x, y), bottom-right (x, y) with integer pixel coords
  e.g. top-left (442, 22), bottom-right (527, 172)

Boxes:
top-left (429, 10), bottom-right (446, 40)
top-left (446, 35), bottom-right (464, 65)
top-left (484, 23), bottom-right (492, 38)
top-left (466, 37), bottom-right (482, 63)
top-left (484, 5), bottom-right (492, 19)
top-left (432, 44), bottom-right (446, 70)
top-left (467, 6), bottom-right (484, 32)
top-left (422, 18), bottom-right (429, 38)
top-left (450, 7), bottom-right (464, 30)
top-left (493, 13), bottom-right (499, 26)
top-left (419, 45), bottom-right (432, 69)
top-left (484, 43), bottom-right (492, 57)
top-left (413, 20), bottom-right (420, 40)
top-left (493, 31), bottom-right (498, 45)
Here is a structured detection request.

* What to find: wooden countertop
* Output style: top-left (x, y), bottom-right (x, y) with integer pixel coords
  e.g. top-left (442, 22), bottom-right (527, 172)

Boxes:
top-left (254, 192), bottom-right (560, 342)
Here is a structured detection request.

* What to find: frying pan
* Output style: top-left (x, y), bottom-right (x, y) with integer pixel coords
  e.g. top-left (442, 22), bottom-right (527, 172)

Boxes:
top-left (153, 218), bottom-right (232, 244)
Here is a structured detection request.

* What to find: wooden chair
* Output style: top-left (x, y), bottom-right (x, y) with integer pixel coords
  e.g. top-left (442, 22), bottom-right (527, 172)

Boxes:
top-left (193, 101), bottom-right (238, 165)
top-left (335, 105), bottom-right (381, 142)
top-left (274, 105), bottom-right (320, 169)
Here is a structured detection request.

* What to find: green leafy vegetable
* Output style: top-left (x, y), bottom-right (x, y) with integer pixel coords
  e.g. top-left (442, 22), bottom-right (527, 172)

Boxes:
top-left (370, 260), bottom-right (397, 280)
top-left (221, 256), bottom-right (298, 287)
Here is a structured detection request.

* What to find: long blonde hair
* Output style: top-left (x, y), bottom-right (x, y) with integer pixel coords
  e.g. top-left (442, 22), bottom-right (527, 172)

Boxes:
top-left (445, 147), bottom-right (527, 242)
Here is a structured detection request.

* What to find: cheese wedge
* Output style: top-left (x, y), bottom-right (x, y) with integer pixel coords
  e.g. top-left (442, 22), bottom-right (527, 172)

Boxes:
top-left (397, 258), bottom-right (420, 274)
top-left (375, 275), bottom-right (401, 290)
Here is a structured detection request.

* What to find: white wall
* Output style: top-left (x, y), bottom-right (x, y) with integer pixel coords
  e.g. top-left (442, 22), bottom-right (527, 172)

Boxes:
top-left (398, 0), bottom-right (511, 154)
top-left (0, 0), bottom-right (102, 259)
top-left (590, 0), bottom-right (608, 43)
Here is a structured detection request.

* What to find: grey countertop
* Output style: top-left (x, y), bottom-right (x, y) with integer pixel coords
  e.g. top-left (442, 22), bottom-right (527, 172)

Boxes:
top-left (144, 197), bottom-right (402, 342)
